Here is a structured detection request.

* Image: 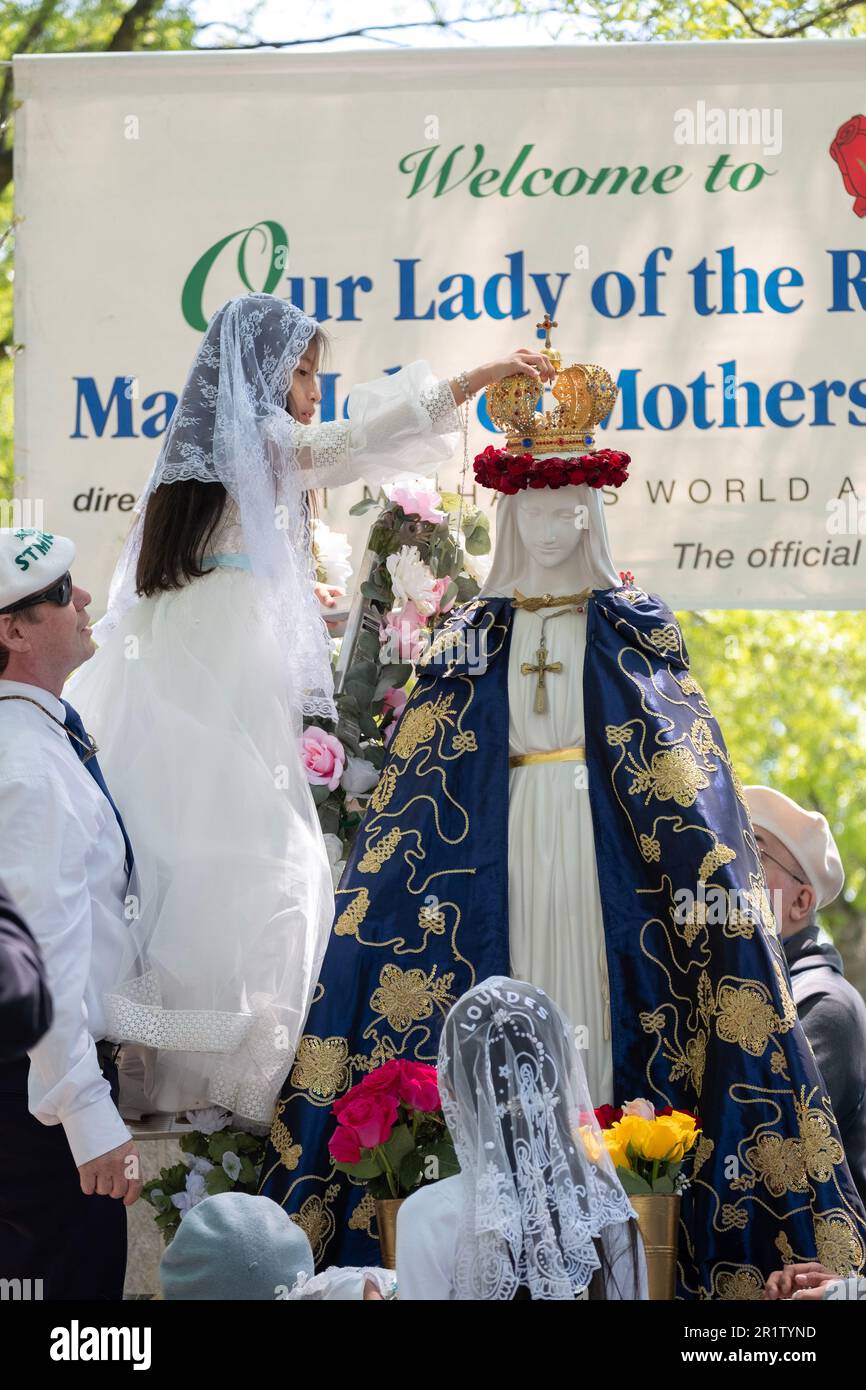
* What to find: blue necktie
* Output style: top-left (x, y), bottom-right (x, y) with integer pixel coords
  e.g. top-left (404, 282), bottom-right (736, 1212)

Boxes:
top-left (61, 700), bottom-right (134, 881)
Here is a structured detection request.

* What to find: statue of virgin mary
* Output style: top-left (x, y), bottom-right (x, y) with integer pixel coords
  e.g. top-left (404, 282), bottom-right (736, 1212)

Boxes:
top-left (259, 333), bottom-right (866, 1298)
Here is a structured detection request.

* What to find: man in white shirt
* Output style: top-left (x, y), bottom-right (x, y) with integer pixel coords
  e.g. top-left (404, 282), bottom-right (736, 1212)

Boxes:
top-left (0, 528), bottom-right (141, 1300)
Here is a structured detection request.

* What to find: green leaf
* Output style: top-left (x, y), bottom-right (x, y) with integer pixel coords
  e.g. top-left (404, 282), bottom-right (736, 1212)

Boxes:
top-left (349, 495), bottom-right (382, 517)
top-left (374, 663), bottom-right (412, 701)
top-left (381, 1122), bottom-right (416, 1171)
top-left (615, 1168), bottom-right (654, 1195)
top-left (205, 1167), bottom-right (234, 1196)
top-left (331, 1152), bottom-right (383, 1181)
top-left (464, 525), bottom-right (491, 555)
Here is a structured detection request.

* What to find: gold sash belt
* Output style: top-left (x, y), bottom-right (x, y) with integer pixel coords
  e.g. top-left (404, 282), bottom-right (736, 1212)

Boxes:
top-left (509, 746), bottom-right (587, 768)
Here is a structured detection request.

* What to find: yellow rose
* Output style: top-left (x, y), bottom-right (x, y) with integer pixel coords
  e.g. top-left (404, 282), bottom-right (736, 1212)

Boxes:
top-left (658, 1112), bottom-right (699, 1151)
top-left (641, 1125), bottom-right (682, 1161)
top-left (602, 1130), bottom-right (631, 1171)
top-left (612, 1115), bottom-right (653, 1153)
top-left (579, 1124), bottom-right (603, 1164)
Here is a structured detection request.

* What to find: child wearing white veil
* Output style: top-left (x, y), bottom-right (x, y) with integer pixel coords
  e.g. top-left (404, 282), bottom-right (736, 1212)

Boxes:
top-left (396, 976), bottom-right (648, 1300)
top-left (66, 294), bottom-right (553, 1128)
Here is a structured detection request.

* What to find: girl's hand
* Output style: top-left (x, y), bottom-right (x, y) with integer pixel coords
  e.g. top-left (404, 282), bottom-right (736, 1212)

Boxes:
top-left (314, 582), bottom-right (345, 610)
top-left (489, 349), bottom-right (557, 386)
top-left (762, 1262), bottom-right (837, 1299)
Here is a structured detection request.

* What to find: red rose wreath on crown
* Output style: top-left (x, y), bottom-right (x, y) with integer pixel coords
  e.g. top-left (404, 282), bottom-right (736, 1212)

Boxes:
top-left (472, 315), bottom-right (631, 495)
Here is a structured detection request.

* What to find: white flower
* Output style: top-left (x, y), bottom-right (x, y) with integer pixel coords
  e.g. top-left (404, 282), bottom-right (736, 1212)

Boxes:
top-left (312, 519), bottom-right (353, 589)
top-left (340, 756), bottom-right (380, 796)
top-left (323, 832), bottom-right (346, 888)
top-left (386, 545), bottom-right (438, 616)
top-left (185, 1106), bottom-right (232, 1135)
top-left (221, 1151), bottom-right (242, 1182)
top-left (170, 1171), bottom-right (209, 1216)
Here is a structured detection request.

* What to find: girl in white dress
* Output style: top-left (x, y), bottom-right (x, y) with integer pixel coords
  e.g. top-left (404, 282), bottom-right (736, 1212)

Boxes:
top-left (67, 293), bottom-right (553, 1126)
top-left (396, 976), bottom-right (648, 1300)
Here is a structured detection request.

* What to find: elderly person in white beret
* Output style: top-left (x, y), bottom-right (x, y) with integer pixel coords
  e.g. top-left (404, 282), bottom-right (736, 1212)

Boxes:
top-left (746, 785), bottom-right (866, 1209)
top-left (0, 529), bottom-right (140, 1301)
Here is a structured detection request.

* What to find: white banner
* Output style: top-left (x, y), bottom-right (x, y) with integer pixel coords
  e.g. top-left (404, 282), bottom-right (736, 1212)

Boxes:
top-left (12, 40), bottom-right (866, 610)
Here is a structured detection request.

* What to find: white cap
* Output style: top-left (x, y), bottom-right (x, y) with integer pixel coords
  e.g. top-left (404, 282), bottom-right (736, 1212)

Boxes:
top-left (745, 784), bottom-right (844, 910)
top-left (0, 529), bottom-right (76, 611)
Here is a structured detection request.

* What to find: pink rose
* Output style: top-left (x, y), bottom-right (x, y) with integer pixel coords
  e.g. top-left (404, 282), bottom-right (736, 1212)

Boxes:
top-left (383, 479), bottom-right (445, 525)
top-left (382, 687), bottom-right (408, 720)
top-left (360, 1059), bottom-right (440, 1113)
top-left (300, 727), bottom-right (346, 791)
top-left (430, 577), bottom-right (456, 616)
top-left (398, 1062), bottom-right (440, 1113)
top-left (621, 1097), bottom-right (656, 1121)
top-left (328, 1124), bottom-right (362, 1165)
top-left (332, 1092), bottom-right (399, 1149)
top-left (380, 603), bottom-right (423, 663)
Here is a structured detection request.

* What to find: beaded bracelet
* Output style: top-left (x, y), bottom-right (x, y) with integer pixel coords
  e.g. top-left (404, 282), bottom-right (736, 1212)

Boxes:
top-left (455, 369), bottom-right (476, 402)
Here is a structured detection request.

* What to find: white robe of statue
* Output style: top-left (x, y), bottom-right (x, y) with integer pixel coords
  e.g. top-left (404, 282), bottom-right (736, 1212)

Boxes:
top-left (482, 481), bottom-right (622, 1107)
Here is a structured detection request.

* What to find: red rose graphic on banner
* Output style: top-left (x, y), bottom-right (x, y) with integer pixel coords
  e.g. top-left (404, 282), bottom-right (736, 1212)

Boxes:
top-left (830, 114), bottom-right (866, 217)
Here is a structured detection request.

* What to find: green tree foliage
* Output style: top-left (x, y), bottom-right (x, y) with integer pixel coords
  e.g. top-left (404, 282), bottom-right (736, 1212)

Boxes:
top-left (679, 609), bottom-right (866, 992)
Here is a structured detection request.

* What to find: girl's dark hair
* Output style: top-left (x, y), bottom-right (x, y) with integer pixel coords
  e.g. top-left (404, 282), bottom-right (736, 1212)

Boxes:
top-left (136, 322), bottom-right (333, 597)
top-left (136, 478), bottom-right (226, 596)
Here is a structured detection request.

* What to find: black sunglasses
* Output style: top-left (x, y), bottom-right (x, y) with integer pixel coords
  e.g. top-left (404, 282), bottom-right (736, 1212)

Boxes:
top-left (0, 571), bottom-right (73, 615)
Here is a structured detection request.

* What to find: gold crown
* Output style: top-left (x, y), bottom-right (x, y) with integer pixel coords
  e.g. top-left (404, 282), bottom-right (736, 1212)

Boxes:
top-left (485, 316), bottom-right (618, 455)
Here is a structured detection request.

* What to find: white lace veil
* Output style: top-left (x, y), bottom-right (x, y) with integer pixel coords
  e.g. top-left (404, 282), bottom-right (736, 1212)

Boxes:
top-left (95, 292), bottom-right (335, 722)
top-left (480, 482), bottom-right (620, 597)
top-left (438, 976), bottom-right (637, 1301)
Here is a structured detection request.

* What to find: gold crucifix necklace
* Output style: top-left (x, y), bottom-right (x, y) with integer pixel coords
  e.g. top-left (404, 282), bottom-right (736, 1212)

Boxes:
top-left (518, 605), bottom-right (580, 715)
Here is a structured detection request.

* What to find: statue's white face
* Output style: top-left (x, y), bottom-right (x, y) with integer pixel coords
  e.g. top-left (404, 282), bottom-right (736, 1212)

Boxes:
top-left (514, 487), bottom-right (584, 570)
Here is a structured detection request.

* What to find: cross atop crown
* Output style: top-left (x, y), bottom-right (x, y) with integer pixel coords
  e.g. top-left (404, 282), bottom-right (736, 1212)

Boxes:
top-left (535, 314), bottom-right (561, 369)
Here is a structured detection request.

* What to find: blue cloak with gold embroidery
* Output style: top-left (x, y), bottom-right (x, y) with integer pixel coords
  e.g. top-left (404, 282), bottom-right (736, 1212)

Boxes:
top-left (259, 587), bottom-right (866, 1298)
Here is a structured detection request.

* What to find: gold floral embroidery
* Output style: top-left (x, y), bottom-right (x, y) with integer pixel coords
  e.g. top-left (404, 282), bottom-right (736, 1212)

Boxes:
top-left (451, 730), bottom-right (477, 754)
top-left (391, 693), bottom-right (455, 760)
top-left (698, 843), bottom-right (737, 883)
top-left (419, 626), bottom-right (464, 666)
top-left (715, 982), bottom-right (779, 1056)
top-left (680, 899), bottom-right (707, 947)
top-left (370, 764), bottom-right (398, 813)
top-left (690, 718), bottom-right (719, 756)
top-left (814, 1215), bottom-right (863, 1276)
top-left (770, 1048), bottom-right (789, 1077)
top-left (358, 828), bottom-right (402, 874)
top-left (720, 1204), bottom-right (749, 1230)
top-left (334, 888), bottom-right (370, 937)
top-left (369, 964), bottom-right (455, 1031)
top-left (798, 1107), bottom-right (845, 1183)
top-left (418, 902), bottom-right (446, 934)
top-left (697, 971), bottom-right (715, 1022)
top-left (639, 1009), bottom-right (665, 1033)
top-left (270, 1101), bottom-right (302, 1172)
top-left (292, 1185), bottom-right (340, 1263)
top-left (290, 1036), bottom-right (350, 1102)
top-left (715, 1269), bottom-right (764, 1301)
top-left (605, 722), bottom-right (633, 748)
top-left (692, 1133), bottom-right (714, 1178)
top-left (639, 833), bottom-right (661, 863)
top-left (744, 1133), bottom-right (808, 1197)
top-left (676, 671), bottom-right (704, 698)
top-left (649, 624), bottom-right (681, 656)
top-left (629, 747), bottom-right (710, 808)
top-left (348, 1192), bottom-right (377, 1235)
top-left (775, 1232), bottom-right (795, 1264)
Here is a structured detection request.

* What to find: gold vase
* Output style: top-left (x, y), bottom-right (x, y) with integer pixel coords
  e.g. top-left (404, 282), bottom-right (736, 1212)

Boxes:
top-left (630, 1193), bottom-right (681, 1300)
top-left (374, 1197), bottom-right (405, 1270)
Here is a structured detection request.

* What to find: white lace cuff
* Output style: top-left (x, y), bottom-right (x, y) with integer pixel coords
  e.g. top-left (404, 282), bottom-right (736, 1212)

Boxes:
top-left (420, 379), bottom-right (460, 434)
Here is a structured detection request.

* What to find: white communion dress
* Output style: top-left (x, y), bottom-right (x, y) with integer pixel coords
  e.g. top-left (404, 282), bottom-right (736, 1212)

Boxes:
top-left (66, 362), bottom-right (459, 1127)
top-left (507, 603), bottom-right (614, 1108)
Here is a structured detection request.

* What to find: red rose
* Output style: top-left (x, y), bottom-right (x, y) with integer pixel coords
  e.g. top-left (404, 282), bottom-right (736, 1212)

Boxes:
top-left (328, 1124), bottom-right (363, 1164)
top-left (333, 1091), bottom-right (399, 1148)
top-left (594, 1104), bottom-right (623, 1130)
